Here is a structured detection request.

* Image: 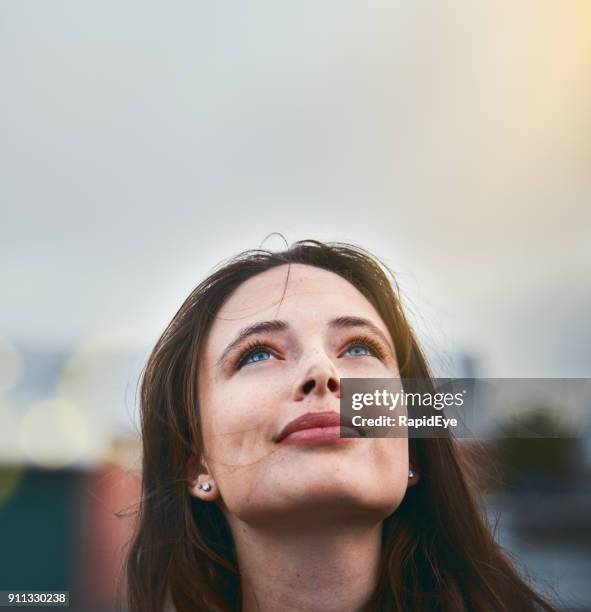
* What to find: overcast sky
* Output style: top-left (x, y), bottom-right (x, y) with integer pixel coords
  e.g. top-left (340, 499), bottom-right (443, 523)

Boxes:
top-left (1, 1), bottom-right (590, 380)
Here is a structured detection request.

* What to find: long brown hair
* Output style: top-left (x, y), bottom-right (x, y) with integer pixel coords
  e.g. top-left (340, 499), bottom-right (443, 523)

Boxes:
top-left (125, 239), bottom-right (557, 611)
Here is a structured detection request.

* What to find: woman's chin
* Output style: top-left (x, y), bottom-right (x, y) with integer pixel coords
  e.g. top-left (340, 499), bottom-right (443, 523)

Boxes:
top-left (225, 484), bottom-right (402, 529)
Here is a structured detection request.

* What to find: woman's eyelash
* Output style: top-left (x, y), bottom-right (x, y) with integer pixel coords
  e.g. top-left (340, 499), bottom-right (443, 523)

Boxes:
top-left (233, 334), bottom-right (388, 371)
top-left (344, 335), bottom-right (388, 360)
top-left (234, 340), bottom-right (276, 370)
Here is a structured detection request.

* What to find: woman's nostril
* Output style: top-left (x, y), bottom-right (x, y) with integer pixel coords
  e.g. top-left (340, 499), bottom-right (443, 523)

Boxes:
top-left (302, 377), bottom-right (339, 395)
top-left (303, 380), bottom-right (315, 394)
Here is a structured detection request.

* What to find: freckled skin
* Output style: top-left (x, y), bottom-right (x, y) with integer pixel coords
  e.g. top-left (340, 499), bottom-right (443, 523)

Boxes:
top-left (195, 264), bottom-right (412, 529)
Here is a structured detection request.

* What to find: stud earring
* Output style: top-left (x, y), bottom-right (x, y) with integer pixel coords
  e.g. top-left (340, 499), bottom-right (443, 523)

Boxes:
top-left (198, 482), bottom-right (213, 492)
top-left (408, 468), bottom-right (415, 479)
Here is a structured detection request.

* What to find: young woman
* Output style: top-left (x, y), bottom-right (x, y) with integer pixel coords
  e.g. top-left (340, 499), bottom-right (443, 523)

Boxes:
top-left (125, 239), bottom-right (557, 611)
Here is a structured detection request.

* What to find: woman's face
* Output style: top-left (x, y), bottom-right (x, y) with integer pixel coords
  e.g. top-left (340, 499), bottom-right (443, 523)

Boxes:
top-left (194, 263), bottom-right (412, 527)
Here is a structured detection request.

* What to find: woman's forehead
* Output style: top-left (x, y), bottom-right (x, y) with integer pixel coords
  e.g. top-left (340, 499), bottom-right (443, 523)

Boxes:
top-left (217, 264), bottom-right (373, 320)
top-left (204, 264), bottom-right (390, 347)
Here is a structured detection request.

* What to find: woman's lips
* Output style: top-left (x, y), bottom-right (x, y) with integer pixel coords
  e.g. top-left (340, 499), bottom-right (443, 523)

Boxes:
top-left (275, 411), bottom-right (362, 445)
top-left (279, 425), bottom-right (360, 445)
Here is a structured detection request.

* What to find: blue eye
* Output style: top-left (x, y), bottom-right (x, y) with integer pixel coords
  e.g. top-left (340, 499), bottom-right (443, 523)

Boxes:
top-left (345, 345), bottom-right (372, 357)
top-left (245, 349), bottom-right (271, 365)
top-left (235, 344), bottom-right (274, 369)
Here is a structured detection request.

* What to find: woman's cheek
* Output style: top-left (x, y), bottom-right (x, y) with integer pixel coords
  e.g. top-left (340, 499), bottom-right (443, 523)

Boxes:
top-left (338, 359), bottom-right (390, 377)
top-left (221, 386), bottom-right (275, 441)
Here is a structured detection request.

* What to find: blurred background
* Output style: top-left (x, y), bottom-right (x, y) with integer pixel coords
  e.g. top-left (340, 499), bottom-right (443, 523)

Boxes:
top-left (1, 1), bottom-right (590, 610)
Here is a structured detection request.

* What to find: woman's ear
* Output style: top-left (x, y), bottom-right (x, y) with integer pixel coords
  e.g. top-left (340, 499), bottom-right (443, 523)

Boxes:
top-left (407, 463), bottom-right (420, 487)
top-left (187, 453), bottom-right (220, 501)
top-left (407, 446), bottom-right (420, 487)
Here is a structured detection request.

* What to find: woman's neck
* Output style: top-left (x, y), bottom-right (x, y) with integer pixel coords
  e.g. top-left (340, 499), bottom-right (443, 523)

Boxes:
top-left (229, 518), bottom-right (382, 612)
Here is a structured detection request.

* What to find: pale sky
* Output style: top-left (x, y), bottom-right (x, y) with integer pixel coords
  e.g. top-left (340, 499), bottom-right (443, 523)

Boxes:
top-left (1, 0), bottom-right (590, 382)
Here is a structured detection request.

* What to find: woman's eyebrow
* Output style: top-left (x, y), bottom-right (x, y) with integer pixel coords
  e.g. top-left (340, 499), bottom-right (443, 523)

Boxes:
top-left (217, 320), bottom-right (289, 367)
top-left (217, 316), bottom-right (394, 367)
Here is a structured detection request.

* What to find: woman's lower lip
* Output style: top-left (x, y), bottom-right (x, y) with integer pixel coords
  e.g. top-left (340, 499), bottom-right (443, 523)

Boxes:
top-left (278, 425), bottom-right (360, 445)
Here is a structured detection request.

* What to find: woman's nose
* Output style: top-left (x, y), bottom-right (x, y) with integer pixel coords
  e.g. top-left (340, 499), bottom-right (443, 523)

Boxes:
top-left (293, 352), bottom-right (341, 401)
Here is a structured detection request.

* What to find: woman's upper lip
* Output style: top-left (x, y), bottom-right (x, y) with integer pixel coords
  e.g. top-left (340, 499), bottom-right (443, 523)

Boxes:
top-left (275, 410), bottom-right (361, 443)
